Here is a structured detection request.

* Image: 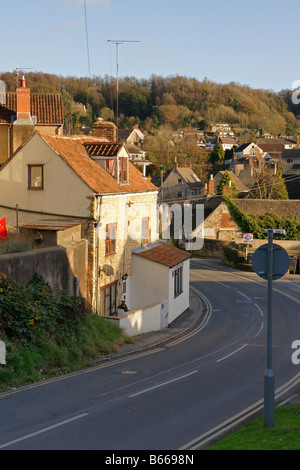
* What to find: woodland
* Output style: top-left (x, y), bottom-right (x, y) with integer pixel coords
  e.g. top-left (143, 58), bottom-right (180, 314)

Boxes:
top-left (1, 70), bottom-right (300, 186)
top-left (1, 71), bottom-right (299, 135)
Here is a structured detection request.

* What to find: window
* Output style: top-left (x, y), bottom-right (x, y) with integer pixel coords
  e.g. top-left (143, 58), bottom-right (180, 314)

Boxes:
top-left (141, 217), bottom-right (149, 245)
top-left (174, 266), bottom-right (183, 298)
top-left (28, 165), bottom-right (43, 189)
top-left (106, 159), bottom-right (116, 177)
top-left (100, 282), bottom-right (116, 316)
top-left (118, 157), bottom-right (128, 183)
top-left (105, 223), bottom-right (116, 255)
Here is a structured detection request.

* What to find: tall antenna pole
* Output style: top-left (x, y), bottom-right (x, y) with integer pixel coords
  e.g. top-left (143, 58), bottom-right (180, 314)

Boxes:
top-left (15, 68), bottom-right (33, 86)
top-left (84, 0), bottom-right (91, 77)
top-left (107, 40), bottom-right (140, 140)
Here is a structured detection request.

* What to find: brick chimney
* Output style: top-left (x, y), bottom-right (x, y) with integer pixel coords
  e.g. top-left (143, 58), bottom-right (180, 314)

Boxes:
top-left (207, 174), bottom-right (214, 195)
top-left (92, 118), bottom-right (117, 142)
top-left (222, 180), bottom-right (232, 199)
top-left (16, 76), bottom-right (31, 121)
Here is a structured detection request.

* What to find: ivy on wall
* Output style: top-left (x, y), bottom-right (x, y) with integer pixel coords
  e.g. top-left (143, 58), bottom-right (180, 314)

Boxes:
top-left (224, 198), bottom-right (300, 240)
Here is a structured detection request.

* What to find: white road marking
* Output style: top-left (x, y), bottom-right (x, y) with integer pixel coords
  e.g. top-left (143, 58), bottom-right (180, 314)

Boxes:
top-left (236, 291), bottom-right (251, 301)
top-left (216, 281), bottom-right (231, 289)
top-left (0, 413), bottom-right (88, 449)
top-left (254, 303), bottom-right (264, 317)
top-left (216, 344), bottom-right (248, 363)
top-left (128, 370), bottom-right (198, 397)
top-left (254, 321), bottom-right (264, 338)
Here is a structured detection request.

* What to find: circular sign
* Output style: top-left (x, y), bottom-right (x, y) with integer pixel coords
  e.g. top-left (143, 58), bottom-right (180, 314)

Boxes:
top-left (252, 244), bottom-right (290, 280)
top-left (243, 233), bottom-right (253, 243)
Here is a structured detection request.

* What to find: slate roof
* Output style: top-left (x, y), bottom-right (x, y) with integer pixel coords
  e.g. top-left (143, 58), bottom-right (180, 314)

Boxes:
top-left (236, 143), bottom-right (251, 152)
top-left (117, 129), bottom-right (132, 141)
top-left (283, 175), bottom-right (300, 199)
top-left (257, 137), bottom-right (297, 146)
top-left (175, 167), bottom-right (204, 189)
top-left (134, 243), bottom-right (191, 268)
top-left (0, 93), bottom-right (64, 124)
top-left (234, 199), bottom-right (300, 220)
top-left (282, 149), bottom-right (300, 159)
top-left (215, 170), bottom-right (249, 192)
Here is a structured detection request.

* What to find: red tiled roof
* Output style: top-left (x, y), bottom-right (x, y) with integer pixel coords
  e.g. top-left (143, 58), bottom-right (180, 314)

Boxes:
top-left (40, 133), bottom-right (157, 195)
top-left (134, 243), bottom-right (191, 267)
top-left (0, 93), bottom-right (63, 124)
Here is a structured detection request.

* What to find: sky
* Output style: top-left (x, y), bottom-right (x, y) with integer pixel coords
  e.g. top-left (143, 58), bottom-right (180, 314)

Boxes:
top-left (1, 0), bottom-right (300, 92)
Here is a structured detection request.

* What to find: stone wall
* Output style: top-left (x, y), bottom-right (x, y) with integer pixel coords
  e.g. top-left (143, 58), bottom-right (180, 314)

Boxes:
top-left (235, 199), bottom-right (300, 220)
top-left (93, 192), bottom-right (158, 313)
top-left (0, 241), bottom-right (88, 298)
top-left (192, 238), bottom-right (228, 258)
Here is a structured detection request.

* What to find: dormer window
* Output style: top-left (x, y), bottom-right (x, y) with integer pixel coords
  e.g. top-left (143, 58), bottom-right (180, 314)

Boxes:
top-left (84, 142), bottom-right (129, 184)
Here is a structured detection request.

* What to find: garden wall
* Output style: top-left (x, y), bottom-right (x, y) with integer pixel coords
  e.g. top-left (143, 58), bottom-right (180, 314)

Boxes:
top-left (0, 241), bottom-right (88, 298)
top-left (192, 238), bottom-right (228, 258)
top-left (104, 302), bottom-right (163, 337)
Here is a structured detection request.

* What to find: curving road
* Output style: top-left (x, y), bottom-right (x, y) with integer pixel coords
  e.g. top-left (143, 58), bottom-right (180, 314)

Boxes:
top-left (0, 258), bottom-right (300, 450)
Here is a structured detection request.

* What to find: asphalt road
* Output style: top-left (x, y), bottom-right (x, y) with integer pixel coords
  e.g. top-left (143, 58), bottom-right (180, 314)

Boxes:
top-left (1, 259), bottom-right (300, 451)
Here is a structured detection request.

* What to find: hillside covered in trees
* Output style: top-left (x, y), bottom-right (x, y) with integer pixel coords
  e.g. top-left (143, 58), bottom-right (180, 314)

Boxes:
top-left (1, 71), bottom-right (299, 138)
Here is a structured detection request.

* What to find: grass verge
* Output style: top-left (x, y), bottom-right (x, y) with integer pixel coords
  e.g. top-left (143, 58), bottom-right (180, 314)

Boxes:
top-left (205, 404), bottom-right (300, 450)
top-left (0, 272), bottom-right (133, 392)
top-left (0, 314), bottom-right (132, 392)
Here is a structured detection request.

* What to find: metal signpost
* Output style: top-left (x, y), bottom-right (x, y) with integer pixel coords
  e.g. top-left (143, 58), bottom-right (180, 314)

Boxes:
top-left (243, 233), bottom-right (253, 261)
top-left (252, 229), bottom-right (289, 428)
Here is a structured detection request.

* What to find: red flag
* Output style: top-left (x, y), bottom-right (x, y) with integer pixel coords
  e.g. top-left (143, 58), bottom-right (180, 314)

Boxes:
top-left (0, 217), bottom-right (7, 241)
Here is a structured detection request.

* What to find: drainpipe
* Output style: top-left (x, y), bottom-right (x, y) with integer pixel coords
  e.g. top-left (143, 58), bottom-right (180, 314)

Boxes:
top-left (8, 123), bottom-right (12, 160)
top-left (95, 196), bottom-right (102, 315)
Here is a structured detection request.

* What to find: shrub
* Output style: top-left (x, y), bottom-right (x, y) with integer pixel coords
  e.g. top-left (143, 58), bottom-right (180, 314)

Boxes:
top-left (223, 245), bottom-right (245, 267)
top-left (0, 272), bottom-right (88, 341)
top-left (225, 198), bottom-right (300, 240)
top-left (0, 232), bottom-right (34, 254)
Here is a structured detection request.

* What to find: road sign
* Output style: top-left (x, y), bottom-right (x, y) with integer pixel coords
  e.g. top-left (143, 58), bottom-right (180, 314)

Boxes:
top-left (252, 243), bottom-right (290, 280)
top-left (243, 233), bottom-right (253, 243)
